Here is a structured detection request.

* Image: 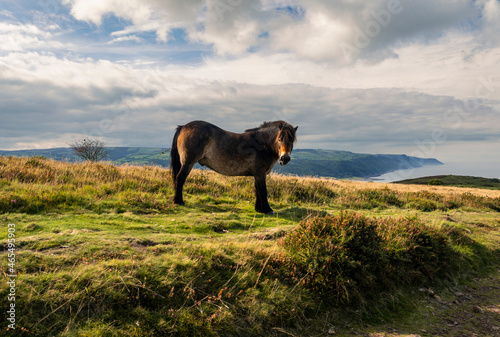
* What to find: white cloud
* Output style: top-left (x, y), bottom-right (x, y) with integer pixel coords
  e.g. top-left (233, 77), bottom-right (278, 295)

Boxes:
top-left (60, 0), bottom-right (483, 63)
top-left (478, 0), bottom-right (500, 49)
top-left (0, 10), bottom-right (15, 20)
top-left (1, 48), bottom-right (498, 163)
top-left (62, 0), bottom-right (152, 26)
top-left (0, 22), bottom-right (64, 51)
top-left (63, 0), bottom-right (205, 42)
top-left (265, 11), bottom-right (351, 62)
top-left (106, 35), bottom-right (144, 44)
top-left (260, 0), bottom-right (477, 64)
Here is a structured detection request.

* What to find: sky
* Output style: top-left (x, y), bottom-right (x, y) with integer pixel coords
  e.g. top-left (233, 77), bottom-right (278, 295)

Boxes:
top-left (1, 0), bottom-right (499, 166)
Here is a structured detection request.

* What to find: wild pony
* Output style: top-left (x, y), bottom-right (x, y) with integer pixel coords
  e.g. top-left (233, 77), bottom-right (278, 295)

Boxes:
top-left (170, 120), bottom-right (298, 214)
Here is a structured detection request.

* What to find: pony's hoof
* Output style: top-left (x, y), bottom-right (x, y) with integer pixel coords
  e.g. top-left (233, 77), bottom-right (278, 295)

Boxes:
top-left (256, 208), bottom-right (274, 214)
top-left (173, 199), bottom-right (185, 206)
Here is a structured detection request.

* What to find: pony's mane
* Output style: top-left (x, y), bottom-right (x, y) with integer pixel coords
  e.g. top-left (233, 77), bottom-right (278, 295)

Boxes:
top-left (244, 121), bottom-right (274, 133)
top-left (245, 121), bottom-right (297, 143)
top-left (280, 124), bottom-right (297, 143)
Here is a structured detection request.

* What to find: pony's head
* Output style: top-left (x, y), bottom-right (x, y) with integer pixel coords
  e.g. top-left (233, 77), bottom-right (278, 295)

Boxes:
top-left (276, 122), bottom-right (298, 165)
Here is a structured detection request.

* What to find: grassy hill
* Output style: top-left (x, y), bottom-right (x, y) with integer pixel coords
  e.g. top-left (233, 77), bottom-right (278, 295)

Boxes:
top-left (395, 175), bottom-right (500, 190)
top-left (1, 156), bottom-right (499, 336)
top-left (0, 147), bottom-right (442, 179)
top-left (0, 147), bottom-right (170, 166)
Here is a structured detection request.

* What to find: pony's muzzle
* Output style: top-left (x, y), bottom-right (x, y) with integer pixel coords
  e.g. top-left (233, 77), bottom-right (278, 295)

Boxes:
top-left (279, 154), bottom-right (290, 165)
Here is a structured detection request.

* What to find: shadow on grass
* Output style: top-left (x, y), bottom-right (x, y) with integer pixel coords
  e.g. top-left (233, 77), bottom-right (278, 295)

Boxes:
top-left (179, 198), bottom-right (326, 221)
top-left (275, 206), bottom-right (328, 222)
top-left (182, 202), bottom-right (328, 222)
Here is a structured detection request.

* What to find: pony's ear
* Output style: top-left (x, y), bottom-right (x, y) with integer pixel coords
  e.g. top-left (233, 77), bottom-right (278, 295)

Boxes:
top-left (279, 122), bottom-right (284, 130)
top-left (294, 126), bottom-right (298, 132)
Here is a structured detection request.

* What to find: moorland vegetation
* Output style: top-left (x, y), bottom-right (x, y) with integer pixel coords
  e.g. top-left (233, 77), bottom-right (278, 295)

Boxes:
top-left (0, 156), bottom-right (499, 336)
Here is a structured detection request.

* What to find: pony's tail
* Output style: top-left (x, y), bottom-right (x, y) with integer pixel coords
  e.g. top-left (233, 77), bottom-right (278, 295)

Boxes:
top-left (170, 125), bottom-right (183, 187)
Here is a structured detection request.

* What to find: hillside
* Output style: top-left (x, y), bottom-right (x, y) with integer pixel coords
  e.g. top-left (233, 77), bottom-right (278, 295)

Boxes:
top-left (0, 156), bottom-right (499, 336)
top-left (275, 149), bottom-right (442, 178)
top-left (0, 147), bottom-right (170, 166)
top-left (395, 174), bottom-right (500, 190)
top-left (0, 147), bottom-right (442, 179)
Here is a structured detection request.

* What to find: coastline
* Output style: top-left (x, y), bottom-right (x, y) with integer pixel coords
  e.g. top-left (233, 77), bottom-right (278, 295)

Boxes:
top-left (369, 161), bottom-right (500, 183)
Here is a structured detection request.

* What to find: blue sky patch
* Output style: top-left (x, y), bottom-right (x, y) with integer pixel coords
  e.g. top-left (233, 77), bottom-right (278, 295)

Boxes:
top-left (276, 5), bottom-right (305, 20)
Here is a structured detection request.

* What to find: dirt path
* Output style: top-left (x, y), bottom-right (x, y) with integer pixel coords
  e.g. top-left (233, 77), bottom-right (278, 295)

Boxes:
top-left (355, 271), bottom-right (500, 337)
top-left (424, 272), bottom-right (500, 337)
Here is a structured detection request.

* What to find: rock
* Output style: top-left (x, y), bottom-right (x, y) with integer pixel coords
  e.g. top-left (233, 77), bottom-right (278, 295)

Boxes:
top-left (327, 327), bottom-right (336, 334)
top-left (419, 288), bottom-right (434, 296)
top-left (472, 305), bottom-right (483, 314)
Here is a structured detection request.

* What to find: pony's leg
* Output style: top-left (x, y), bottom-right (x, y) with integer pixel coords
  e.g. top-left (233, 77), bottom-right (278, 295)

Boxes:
top-left (254, 175), bottom-right (274, 214)
top-left (174, 162), bottom-right (195, 205)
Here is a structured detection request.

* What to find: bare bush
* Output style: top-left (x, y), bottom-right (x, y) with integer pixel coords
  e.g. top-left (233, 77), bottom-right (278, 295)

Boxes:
top-left (69, 138), bottom-right (108, 162)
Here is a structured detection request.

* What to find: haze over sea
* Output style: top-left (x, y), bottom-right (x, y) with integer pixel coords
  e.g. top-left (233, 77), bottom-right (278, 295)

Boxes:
top-left (371, 161), bottom-right (500, 183)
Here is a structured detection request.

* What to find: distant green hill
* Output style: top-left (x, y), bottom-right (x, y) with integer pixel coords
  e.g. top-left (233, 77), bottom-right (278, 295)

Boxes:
top-left (0, 147), bottom-right (170, 166)
top-left (0, 147), bottom-right (442, 179)
top-left (394, 175), bottom-right (500, 190)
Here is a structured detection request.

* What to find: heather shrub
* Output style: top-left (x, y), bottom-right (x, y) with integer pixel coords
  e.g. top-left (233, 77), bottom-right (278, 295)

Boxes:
top-left (272, 212), bottom-right (461, 306)
top-left (273, 212), bottom-right (387, 305)
top-left (485, 197), bottom-right (500, 211)
top-left (378, 216), bottom-right (456, 285)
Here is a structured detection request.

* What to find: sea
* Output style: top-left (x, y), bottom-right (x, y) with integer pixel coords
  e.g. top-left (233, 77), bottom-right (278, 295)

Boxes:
top-left (369, 161), bottom-right (500, 183)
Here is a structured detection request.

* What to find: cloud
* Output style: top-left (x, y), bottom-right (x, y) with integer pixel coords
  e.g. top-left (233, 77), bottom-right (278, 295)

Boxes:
top-left (259, 0), bottom-right (477, 64)
top-left (7, 0), bottom-right (494, 66)
top-left (1, 48), bottom-right (498, 163)
top-left (59, 0), bottom-right (486, 64)
top-left (106, 35), bottom-right (144, 44)
top-left (62, 0), bottom-right (205, 42)
top-left (476, 0), bottom-right (500, 50)
top-left (0, 21), bottom-right (64, 51)
top-left (0, 52), bottom-right (146, 148)
top-left (62, 0), bottom-right (152, 26)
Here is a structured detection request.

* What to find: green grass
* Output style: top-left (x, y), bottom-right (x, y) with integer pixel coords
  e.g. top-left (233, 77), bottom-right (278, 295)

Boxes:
top-left (395, 174), bottom-right (500, 190)
top-left (1, 156), bottom-right (499, 336)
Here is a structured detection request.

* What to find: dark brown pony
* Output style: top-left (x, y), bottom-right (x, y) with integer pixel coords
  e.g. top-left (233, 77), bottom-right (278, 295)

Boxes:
top-left (170, 120), bottom-right (298, 214)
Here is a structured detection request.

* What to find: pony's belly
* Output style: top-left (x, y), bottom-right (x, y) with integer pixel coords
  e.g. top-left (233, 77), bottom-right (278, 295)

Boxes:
top-left (199, 158), bottom-right (252, 176)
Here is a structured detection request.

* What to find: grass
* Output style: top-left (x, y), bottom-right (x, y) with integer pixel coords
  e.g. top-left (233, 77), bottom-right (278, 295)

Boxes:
top-left (1, 155), bottom-right (499, 336)
top-left (395, 174), bottom-right (500, 190)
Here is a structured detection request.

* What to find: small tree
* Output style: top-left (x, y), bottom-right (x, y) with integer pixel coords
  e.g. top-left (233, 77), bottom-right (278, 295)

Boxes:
top-left (69, 138), bottom-right (108, 162)
top-left (428, 179), bottom-right (444, 186)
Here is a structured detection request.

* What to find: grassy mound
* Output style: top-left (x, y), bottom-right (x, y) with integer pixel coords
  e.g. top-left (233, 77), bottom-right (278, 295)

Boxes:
top-left (395, 174), bottom-right (500, 190)
top-left (270, 212), bottom-right (473, 307)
